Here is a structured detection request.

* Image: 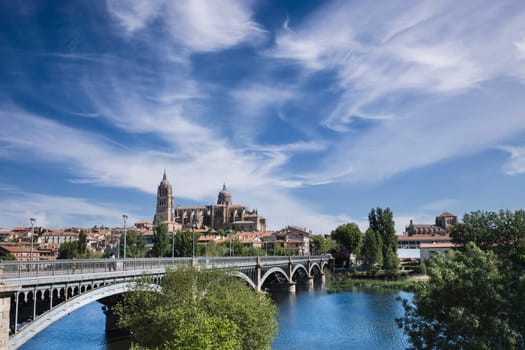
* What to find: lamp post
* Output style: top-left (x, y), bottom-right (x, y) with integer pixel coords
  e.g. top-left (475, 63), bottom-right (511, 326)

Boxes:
top-left (29, 217), bottom-right (36, 261)
top-left (171, 231), bottom-right (175, 259)
top-left (192, 223), bottom-right (197, 260)
top-left (122, 214), bottom-right (128, 260)
top-left (228, 230), bottom-right (235, 257)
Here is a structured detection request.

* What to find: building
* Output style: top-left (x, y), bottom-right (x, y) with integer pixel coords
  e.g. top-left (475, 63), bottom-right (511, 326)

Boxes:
top-left (41, 230), bottom-right (79, 246)
top-left (262, 226), bottom-right (311, 256)
top-left (0, 245), bottom-right (38, 261)
top-left (175, 183), bottom-right (266, 232)
top-left (397, 234), bottom-right (452, 249)
top-left (153, 171), bottom-right (181, 232)
top-left (405, 212), bottom-right (458, 236)
top-left (420, 242), bottom-right (457, 261)
top-left (398, 212), bottom-right (459, 260)
top-left (152, 172), bottom-right (267, 232)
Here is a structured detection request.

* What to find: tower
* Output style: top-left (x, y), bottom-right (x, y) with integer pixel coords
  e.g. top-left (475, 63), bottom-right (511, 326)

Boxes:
top-left (153, 170), bottom-right (176, 231)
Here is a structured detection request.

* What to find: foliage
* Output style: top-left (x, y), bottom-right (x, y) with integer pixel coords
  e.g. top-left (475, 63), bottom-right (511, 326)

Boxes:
top-left (115, 266), bottom-right (278, 350)
top-left (311, 235), bottom-right (336, 255)
top-left (151, 224), bottom-right (170, 257)
top-left (172, 231), bottom-right (196, 257)
top-left (0, 253), bottom-right (16, 261)
top-left (398, 243), bottom-right (524, 349)
top-left (359, 228), bottom-right (383, 273)
top-left (58, 241), bottom-right (80, 259)
top-left (327, 272), bottom-right (421, 293)
top-left (330, 244), bottom-right (350, 268)
top-left (368, 207), bottom-right (398, 271)
top-left (451, 209), bottom-right (525, 258)
top-left (331, 223), bottom-right (362, 254)
top-left (120, 230), bottom-right (146, 258)
top-left (78, 230), bottom-right (87, 255)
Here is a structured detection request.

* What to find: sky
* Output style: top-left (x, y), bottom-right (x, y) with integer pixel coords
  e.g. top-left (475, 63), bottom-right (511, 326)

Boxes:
top-left (1, 0), bottom-right (525, 234)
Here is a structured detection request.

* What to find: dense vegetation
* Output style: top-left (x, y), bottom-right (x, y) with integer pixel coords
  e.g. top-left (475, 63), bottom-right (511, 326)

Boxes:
top-left (398, 210), bottom-right (525, 349)
top-left (330, 207), bottom-right (400, 276)
top-left (115, 266), bottom-right (278, 350)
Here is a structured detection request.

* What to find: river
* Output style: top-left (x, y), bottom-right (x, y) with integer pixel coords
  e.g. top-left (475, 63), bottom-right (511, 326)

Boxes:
top-left (20, 287), bottom-right (411, 349)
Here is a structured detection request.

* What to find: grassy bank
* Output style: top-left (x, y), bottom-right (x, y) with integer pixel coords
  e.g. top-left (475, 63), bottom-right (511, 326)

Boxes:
top-left (327, 271), bottom-right (425, 293)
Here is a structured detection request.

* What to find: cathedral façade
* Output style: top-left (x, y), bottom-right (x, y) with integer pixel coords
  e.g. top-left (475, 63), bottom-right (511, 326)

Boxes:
top-left (153, 171), bottom-right (267, 232)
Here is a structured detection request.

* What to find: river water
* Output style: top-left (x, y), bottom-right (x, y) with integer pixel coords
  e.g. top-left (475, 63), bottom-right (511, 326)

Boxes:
top-left (21, 287), bottom-right (411, 349)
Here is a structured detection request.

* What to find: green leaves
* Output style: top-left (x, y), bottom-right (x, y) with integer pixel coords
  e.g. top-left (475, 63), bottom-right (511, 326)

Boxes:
top-left (398, 242), bottom-right (525, 349)
top-left (331, 223), bottom-right (362, 254)
top-left (116, 266), bottom-right (278, 350)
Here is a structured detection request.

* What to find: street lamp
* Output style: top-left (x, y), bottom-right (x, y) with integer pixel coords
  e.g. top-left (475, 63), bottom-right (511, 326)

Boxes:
top-left (171, 231), bottom-right (175, 259)
top-left (228, 230), bottom-right (235, 257)
top-left (192, 223), bottom-right (197, 260)
top-left (122, 214), bottom-right (128, 259)
top-left (29, 218), bottom-right (36, 261)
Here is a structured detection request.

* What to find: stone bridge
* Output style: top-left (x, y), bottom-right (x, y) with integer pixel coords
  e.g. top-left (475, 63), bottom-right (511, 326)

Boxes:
top-left (0, 255), bottom-right (331, 349)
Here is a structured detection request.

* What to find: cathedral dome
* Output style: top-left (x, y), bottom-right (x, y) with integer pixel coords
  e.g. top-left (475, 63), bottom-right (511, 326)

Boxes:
top-left (217, 183), bottom-right (232, 205)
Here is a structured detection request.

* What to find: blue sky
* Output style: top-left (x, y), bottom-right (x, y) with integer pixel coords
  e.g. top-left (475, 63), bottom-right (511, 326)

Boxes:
top-left (1, 0), bottom-right (525, 234)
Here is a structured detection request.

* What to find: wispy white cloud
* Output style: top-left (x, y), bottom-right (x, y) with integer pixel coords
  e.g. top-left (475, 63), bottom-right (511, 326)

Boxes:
top-left (106, 0), bottom-right (265, 52)
top-left (106, 0), bottom-right (163, 34)
top-left (267, 0), bottom-right (525, 184)
top-left (516, 37), bottom-right (525, 59)
top-left (270, 0), bottom-right (525, 130)
top-left (501, 145), bottom-right (525, 175)
top-left (0, 106), bottom-right (348, 233)
top-left (0, 191), bottom-right (130, 229)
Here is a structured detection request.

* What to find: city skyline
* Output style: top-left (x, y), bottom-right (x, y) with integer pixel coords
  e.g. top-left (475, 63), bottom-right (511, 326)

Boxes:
top-left (1, 1), bottom-right (525, 233)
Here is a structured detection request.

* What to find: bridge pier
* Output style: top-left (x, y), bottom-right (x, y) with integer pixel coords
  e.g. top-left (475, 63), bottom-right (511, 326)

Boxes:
top-left (0, 267), bottom-right (21, 350)
top-left (306, 278), bottom-right (314, 292)
top-left (100, 296), bottom-right (126, 334)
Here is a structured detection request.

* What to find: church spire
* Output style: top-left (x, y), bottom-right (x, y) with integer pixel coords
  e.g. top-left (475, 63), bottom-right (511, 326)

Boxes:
top-left (163, 169), bottom-right (167, 181)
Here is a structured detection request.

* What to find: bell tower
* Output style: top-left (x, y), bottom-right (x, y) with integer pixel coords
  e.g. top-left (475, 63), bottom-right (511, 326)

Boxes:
top-left (153, 170), bottom-right (175, 230)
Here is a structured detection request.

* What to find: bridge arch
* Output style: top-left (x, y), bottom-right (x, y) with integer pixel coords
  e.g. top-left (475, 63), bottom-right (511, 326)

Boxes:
top-left (232, 271), bottom-right (257, 290)
top-left (260, 266), bottom-right (290, 290)
top-left (291, 264), bottom-right (309, 279)
top-left (9, 281), bottom-right (157, 350)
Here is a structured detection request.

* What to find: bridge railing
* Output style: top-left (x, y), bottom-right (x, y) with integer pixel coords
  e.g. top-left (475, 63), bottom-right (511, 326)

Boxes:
top-left (0, 255), bottom-right (330, 280)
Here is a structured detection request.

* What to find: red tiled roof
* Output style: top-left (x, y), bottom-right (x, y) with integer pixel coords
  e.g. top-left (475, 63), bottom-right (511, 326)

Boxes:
top-left (420, 242), bottom-right (457, 249)
top-left (438, 211), bottom-right (455, 217)
top-left (397, 234), bottom-right (451, 242)
top-left (0, 245), bottom-right (31, 253)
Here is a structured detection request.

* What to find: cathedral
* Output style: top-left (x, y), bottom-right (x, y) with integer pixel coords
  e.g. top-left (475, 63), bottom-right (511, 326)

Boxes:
top-left (153, 172), bottom-right (267, 232)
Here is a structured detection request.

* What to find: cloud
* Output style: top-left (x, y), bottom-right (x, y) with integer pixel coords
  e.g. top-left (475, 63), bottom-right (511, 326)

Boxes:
top-left (106, 0), bottom-right (163, 33)
top-left (501, 145), bottom-right (525, 175)
top-left (270, 0), bottom-right (525, 131)
top-left (265, 0), bottom-right (525, 184)
top-left (515, 37), bottom-right (525, 60)
top-left (106, 0), bottom-right (265, 52)
top-left (0, 191), bottom-right (130, 229)
top-left (0, 106), bottom-right (349, 232)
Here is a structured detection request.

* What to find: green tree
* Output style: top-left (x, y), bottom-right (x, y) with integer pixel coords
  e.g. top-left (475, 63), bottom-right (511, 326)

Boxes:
top-left (151, 224), bottom-right (170, 257)
top-left (452, 209), bottom-right (525, 257)
top-left (359, 228), bottom-right (383, 273)
top-left (331, 223), bottom-right (362, 255)
top-left (115, 266), bottom-right (278, 350)
top-left (398, 243), bottom-right (523, 349)
top-left (78, 230), bottom-right (87, 256)
top-left (58, 241), bottom-right (79, 259)
top-left (173, 231), bottom-right (193, 257)
top-left (368, 207), bottom-right (398, 270)
top-left (311, 235), bottom-right (336, 255)
top-left (120, 230), bottom-right (146, 258)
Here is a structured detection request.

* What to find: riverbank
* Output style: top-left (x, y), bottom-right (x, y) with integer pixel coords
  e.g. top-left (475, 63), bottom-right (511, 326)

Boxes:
top-left (327, 271), bottom-right (427, 293)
